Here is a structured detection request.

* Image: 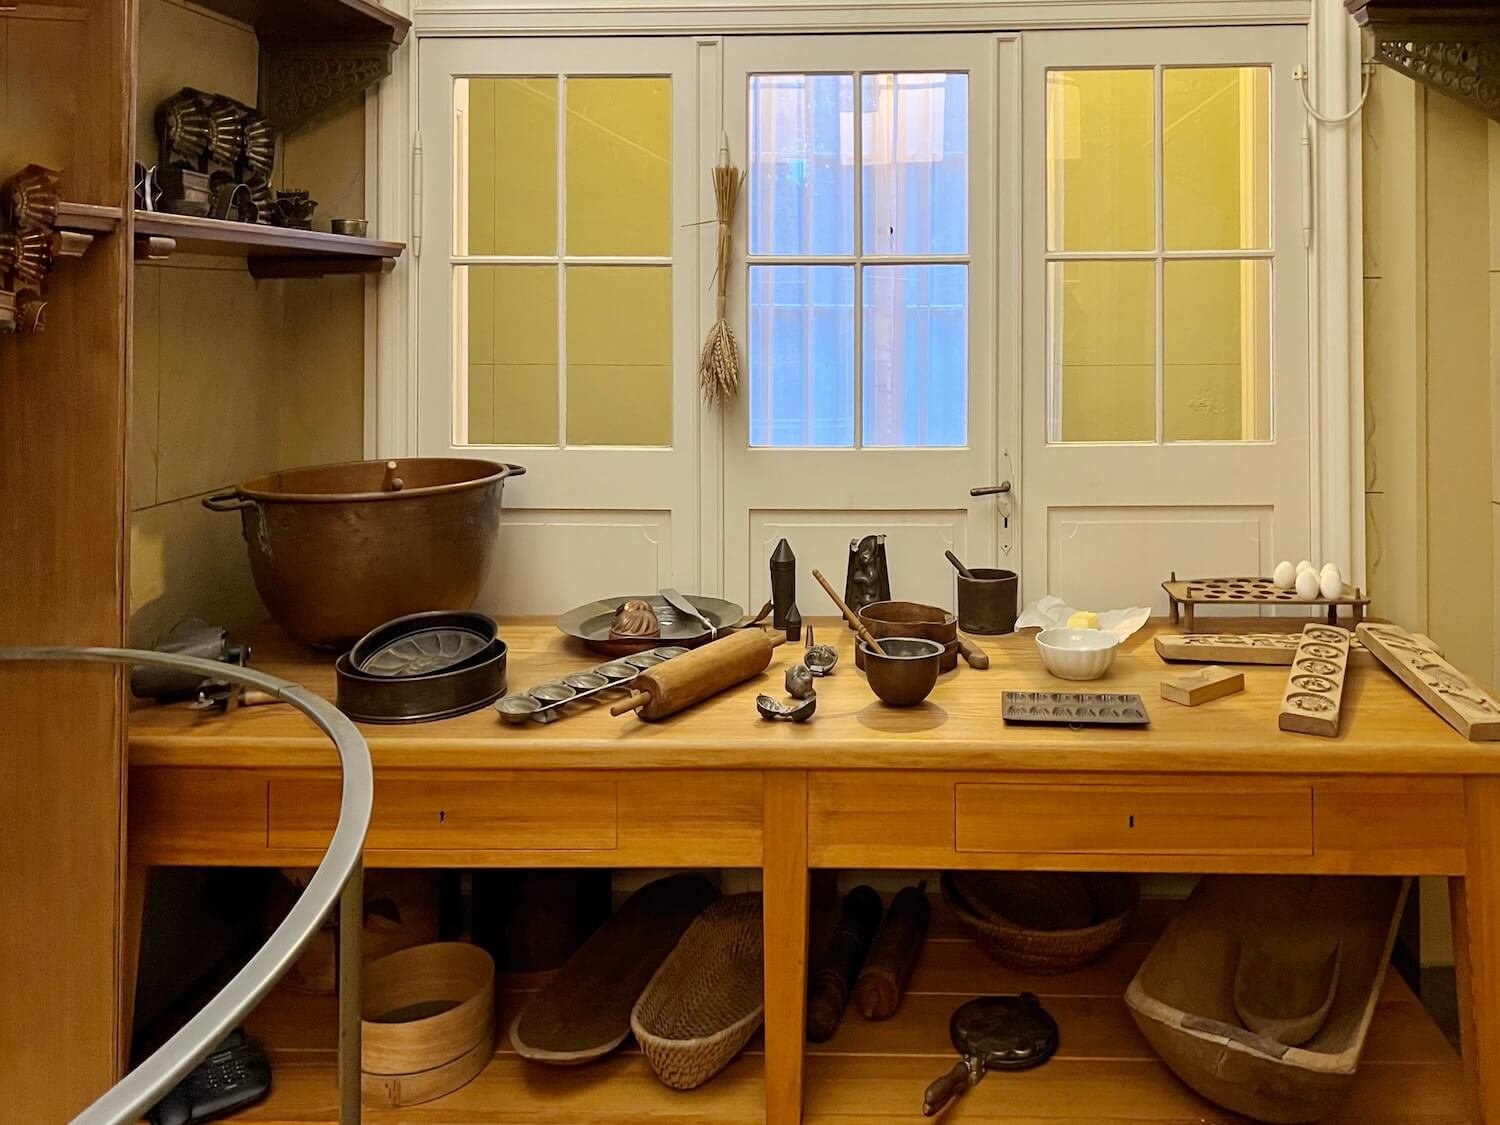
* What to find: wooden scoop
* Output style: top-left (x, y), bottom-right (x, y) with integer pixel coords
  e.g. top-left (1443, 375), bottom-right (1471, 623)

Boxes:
top-left (1233, 937), bottom-right (1342, 1047)
top-left (944, 550), bottom-right (974, 580)
top-left (811, 568), bottom-right (884, 655)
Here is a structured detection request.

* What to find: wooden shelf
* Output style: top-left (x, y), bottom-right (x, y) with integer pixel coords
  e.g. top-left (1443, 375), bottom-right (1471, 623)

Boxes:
top-left (182, 0), bottom-right (409, 42)
top-left (55, 202), bottom-right (123, 234)
top-left (132, 212), bottom-right (404, 279)
top-left (236, 896), bottom-right (1464, 1123)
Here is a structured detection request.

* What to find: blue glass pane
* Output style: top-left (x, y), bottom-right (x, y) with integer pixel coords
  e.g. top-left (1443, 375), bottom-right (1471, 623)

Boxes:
top-left (862, 264), bottom-right (967, 447)
top-left (748, 265), bottom-right (855, 447)
top-left (862, 73), bottom-right (968, 256)
top-left (748, 75), bottom-right (855, 256)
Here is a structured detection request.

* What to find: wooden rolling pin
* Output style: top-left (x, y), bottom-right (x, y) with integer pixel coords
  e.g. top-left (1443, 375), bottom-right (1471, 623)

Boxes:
top-left (806, 885), bottom-right (883, 1042)
top-left (854, 881), bottom-right (931, 1020)
top-left (610, 628), bottom-right (786, 721)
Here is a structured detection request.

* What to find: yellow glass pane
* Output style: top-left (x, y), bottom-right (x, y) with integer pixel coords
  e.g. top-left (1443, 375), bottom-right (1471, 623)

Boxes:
top-left (566, 77), bottom-right (671, 256)
top-left (1052, 260), bottom-right (1156, 442)
top-left (463, 265), bottom-right (558, 445)
top-left (462, 77), bottom-right (557, 256)
top-left (1047, 70), bottom-right (1154, 252)
top-left (1164, 259), bottom-right (1270, 441)
top-left (1164, 67), bottom-right (1270, 250)
top-left (566, 266), bottom-right (671, 445)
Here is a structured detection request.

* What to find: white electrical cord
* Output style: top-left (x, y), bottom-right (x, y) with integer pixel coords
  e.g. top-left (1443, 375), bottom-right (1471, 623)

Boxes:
top-left (1295, 60), bottom-right (1376, 125)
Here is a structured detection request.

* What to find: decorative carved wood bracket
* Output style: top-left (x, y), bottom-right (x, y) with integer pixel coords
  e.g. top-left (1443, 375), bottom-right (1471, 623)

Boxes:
top-left (1347, 1), bottom-right (1500, 121)
top-left (259, 38), bottom-right (393, 134)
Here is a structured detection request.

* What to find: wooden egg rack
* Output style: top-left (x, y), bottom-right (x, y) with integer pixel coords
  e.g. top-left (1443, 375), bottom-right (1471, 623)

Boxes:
top-left (1163, 573), bottom-right (1370, 631)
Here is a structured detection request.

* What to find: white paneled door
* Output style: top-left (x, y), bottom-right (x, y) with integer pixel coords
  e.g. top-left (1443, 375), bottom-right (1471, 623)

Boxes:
top-left (720, 35), bottom-right (1013, 614)
top-left (1019, 27), bottom-right (1311, 613)
top-left (416, 38), bottom-right (702, 613)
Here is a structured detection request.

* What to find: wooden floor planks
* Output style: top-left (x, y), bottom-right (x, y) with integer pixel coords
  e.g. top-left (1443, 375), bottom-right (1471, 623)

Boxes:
top-left (237, 898), bottom-right (1465, 1123)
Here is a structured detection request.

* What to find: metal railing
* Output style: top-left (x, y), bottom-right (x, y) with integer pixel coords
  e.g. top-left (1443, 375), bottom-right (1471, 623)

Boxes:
top-left (0, 646), bottom-right (374, 1125)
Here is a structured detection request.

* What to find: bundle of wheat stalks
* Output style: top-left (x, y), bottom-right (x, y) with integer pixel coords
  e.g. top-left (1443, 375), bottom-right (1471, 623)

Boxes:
top-left (700, 149), bottom-right (744, 408)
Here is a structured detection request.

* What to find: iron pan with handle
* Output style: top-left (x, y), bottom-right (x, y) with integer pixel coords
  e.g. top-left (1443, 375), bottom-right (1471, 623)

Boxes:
top-left (922, 994), bottom-right (1058, 1117)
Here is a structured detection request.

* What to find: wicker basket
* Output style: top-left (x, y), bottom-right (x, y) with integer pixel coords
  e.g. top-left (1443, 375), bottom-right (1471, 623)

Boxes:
top-left (941, 872), bottom-right (1139, 975)
top-left (630, 894), bottom-right (764, 1090)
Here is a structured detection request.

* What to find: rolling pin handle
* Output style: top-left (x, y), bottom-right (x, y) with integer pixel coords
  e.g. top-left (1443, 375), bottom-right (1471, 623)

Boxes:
top-left (610, 690), bottom-right (652, 717)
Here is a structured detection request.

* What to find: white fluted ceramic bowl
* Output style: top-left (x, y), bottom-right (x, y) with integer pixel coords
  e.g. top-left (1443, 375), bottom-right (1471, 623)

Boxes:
top-left (1035, 628), bottom-right (1120, 681)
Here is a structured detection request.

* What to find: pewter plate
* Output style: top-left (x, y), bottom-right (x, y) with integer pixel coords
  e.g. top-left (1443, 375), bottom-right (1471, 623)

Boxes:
top-left (1002, 691), bottom-right (1150, 727)
top-left (557, 594), bottom-right (743, 656)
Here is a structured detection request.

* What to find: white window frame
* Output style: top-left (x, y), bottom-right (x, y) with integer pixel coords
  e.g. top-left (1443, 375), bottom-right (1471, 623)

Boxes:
top-left (369, 0), bottom-right (1365, 587)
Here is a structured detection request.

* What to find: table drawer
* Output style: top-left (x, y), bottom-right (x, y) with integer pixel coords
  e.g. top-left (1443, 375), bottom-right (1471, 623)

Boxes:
top-left (955, 783), bottom-right (1313, 856)
top-left (269, 778), bottom-right (619, 851)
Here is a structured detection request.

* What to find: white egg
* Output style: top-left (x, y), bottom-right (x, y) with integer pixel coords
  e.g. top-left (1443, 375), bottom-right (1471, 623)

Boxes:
top-left (1319, 568), bottom-right (1343, 600)
top-left (1295, 568), bottom-right (1321, 601)
top-left (1296, 559), bottom-right (1315, 574)
top-left (1320, 562), bottom-right (1341, 582)
top-left (1272, 561), bottom-right (1297, 590)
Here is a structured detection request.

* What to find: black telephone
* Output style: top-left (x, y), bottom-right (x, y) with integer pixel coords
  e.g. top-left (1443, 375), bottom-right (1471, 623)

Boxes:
top-left (151, 1028), bottom-right (271, 1125)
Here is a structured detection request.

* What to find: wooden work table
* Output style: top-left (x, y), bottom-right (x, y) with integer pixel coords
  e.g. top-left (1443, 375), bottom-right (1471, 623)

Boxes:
top-left (127, 618), bottom-right (1495, 1123)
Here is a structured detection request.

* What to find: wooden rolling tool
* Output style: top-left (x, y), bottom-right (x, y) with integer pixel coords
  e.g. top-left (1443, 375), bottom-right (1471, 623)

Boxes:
top-left (855, 881), bottom-right (931, 1021)
top-left (807, 885), bottom-right (883, 1043)
top-left (956, 635), bottom-right (989, 671)
top-left (610, 628), bottom-right (786, 721)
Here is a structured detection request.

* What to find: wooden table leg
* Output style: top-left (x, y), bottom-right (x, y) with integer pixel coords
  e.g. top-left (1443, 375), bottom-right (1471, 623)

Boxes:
top-left (763, 771), bottom-right (809, 1125)
top-left (1459, 778), bottom-right (1500, 1123)
top-left (118, 862), bottom-right (149, 1075)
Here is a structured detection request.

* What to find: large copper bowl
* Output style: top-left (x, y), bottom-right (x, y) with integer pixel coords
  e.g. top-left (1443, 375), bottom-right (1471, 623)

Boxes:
top-left (205, 458), bottom-right (524, 648)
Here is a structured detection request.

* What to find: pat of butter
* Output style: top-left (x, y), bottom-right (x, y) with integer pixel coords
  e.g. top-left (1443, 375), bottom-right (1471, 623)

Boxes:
top-left (1066, 610), bottom-right (1101, 630)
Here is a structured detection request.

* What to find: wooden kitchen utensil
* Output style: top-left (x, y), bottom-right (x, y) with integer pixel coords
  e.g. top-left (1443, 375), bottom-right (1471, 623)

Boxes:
top-left (856, 600), bottom-right (960, 672)
top-left (610, 628), bottom-right (786, 720)
top-left (1160, 665), bottom-right (1243, 707)
top-left (811, 567), bottom-right (885, 653)
top-left (943, 550), bottom-right (974, 580)
top-left (855, 881), bottom-right (931, 1021)
top-left (807, 885), bottom-right (883, 1042)
top-left (1278, 624), bottom-right (1352, 738)
top-left (509, 874), bottom-right (720, 1064)
top-left (1357, 622), bottom-right (1500, 741)
top-left (1155, 632), bottom-right (1377, 668)
top-left (1163, 574), bottom-right (1370, 630)
top-left (956, 635), bottom-right (990, 671)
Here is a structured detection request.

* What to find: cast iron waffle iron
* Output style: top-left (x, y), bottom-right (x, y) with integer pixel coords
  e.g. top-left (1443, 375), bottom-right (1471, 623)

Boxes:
top-left (922, 994), bottom-right (1059, 1116)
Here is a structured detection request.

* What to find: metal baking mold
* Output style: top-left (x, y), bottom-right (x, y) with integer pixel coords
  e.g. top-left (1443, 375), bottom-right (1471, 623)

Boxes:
top-left (1001, 691), bottom-right (1150, 727)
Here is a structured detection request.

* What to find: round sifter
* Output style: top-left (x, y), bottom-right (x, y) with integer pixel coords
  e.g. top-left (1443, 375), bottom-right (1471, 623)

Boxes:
top-left (350, 611), bottom-right (497, 677)
top-left (922, 994), bottom-right (1059, 1117)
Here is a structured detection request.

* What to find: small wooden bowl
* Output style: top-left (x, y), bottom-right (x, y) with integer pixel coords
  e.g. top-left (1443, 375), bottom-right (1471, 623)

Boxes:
top-left (860, 637), bottom-right (944, 707)
top-left (362, 942), bottom-right (496, 1107)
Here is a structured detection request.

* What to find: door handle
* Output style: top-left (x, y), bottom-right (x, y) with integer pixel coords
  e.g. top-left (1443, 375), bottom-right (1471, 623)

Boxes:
top-left (970, 482), bottom-right (1012, 497)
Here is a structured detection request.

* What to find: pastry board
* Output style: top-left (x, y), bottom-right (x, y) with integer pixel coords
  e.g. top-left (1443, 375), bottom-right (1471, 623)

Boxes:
top-left (1162, 575), bottom-right (1370, 630)
top-left (1277, 624), bottom-right (1351, 738)
top-left (1002, 691), bottom-right (1150, 727)
top-left (1356, 622), bottom-right (1500, 741)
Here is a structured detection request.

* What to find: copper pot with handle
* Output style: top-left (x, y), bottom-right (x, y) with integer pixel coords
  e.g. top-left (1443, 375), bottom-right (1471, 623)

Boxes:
top-left (205, 458), bottom-right (525, 648)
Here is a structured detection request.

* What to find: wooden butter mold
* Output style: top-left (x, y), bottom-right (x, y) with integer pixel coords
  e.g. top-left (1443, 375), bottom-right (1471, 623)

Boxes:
top-left (1154, 632), bottom-right (1376, 668)
top-left (1278, 624), bottom-right (1351, 738)
top-left (1001, 691), bottom-right (1150, 727)
top-left (1356, 622), bottom-right (1500, 741)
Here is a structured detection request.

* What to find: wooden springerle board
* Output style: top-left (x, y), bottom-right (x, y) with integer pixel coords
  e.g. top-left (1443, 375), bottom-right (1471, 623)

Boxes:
top-left (1155, 632), bottom-right (1375, 668)
top-left (1356, 622), bottom-right (1500, 741)
top-left (1278, 625), bottom-right (1351, 738)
